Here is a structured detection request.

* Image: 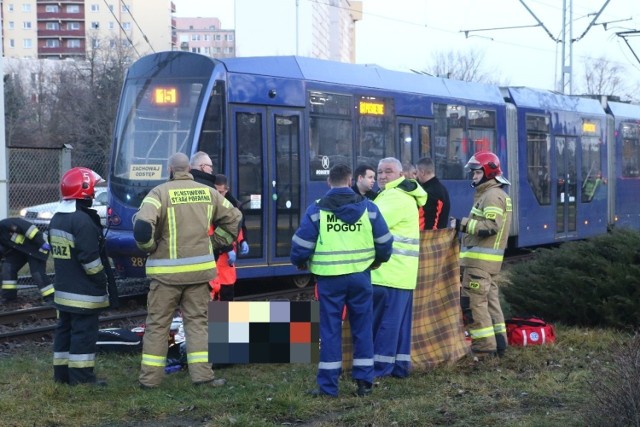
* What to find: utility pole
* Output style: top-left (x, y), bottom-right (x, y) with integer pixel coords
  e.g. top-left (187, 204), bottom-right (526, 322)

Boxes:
top-left (560, 0), bottom-right (574, 94)
top-left (461, 0), bottom-right (612, 95)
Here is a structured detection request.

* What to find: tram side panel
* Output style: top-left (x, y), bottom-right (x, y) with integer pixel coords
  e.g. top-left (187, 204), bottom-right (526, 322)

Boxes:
top-left (607, 101), bottom-right (640, 231)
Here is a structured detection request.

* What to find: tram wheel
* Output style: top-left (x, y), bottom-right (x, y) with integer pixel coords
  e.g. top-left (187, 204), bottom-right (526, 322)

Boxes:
top-left (291, 274), bottom-right (312, 288)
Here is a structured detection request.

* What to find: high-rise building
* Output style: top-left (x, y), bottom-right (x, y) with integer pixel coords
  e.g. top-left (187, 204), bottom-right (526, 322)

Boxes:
top-left (235, 0), bottom-right (361, 63)
top-left (1, 0), bottom-right (176, 59)
top-left (174, 17), bottom-right (235, 58)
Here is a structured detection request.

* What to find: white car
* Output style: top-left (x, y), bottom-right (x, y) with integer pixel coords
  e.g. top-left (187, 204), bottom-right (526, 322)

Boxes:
top-left (19, 187), bottom-right (108, 228)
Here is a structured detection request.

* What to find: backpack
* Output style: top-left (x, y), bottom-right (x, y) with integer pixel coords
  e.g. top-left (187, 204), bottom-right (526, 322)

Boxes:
top-left (505, 316), bottom-right (556, 346)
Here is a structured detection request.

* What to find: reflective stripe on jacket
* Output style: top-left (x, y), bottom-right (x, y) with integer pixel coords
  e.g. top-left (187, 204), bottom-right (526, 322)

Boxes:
top-left (49, 207), bottom-right (109, 313)
top-left (371, 177), bottom-right (427, 290)
top-left (0, 217), bottom-right (49, 261)
top-left (460, 180), bottom-right (512, 274)
top-left (134, 171), bottom-right (242, 285)
top-left (309, 209), bottom-right (375, 275)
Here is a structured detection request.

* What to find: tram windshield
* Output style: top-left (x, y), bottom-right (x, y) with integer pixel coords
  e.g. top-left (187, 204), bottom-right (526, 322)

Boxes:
top-left (112, 77), bottom-right (210, 184)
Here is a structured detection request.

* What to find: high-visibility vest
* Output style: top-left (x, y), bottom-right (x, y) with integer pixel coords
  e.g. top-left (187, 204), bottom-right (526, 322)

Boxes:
top-left (309, 209), bottom-right (374, 276)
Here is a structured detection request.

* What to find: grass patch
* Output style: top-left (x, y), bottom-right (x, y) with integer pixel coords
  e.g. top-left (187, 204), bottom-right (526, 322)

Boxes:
top-left (0, 326), bottom-right (631, 426)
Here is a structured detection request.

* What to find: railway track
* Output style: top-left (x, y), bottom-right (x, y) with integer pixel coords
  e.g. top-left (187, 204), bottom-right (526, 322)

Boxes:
top-left (0, 286), bottom-right (315, 343)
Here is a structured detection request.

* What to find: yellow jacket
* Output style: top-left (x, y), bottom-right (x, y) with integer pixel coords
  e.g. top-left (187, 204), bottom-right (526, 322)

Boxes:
top-left (460, 180), bottom-right (512, 274)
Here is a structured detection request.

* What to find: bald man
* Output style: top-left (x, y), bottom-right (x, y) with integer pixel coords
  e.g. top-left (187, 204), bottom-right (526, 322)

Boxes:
top-left (134, 152), bottom-right (242, 389)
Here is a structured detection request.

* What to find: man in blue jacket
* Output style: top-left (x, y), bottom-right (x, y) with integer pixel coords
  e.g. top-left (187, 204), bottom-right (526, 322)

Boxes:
top-left (291, 163), bottom-right (393, 398)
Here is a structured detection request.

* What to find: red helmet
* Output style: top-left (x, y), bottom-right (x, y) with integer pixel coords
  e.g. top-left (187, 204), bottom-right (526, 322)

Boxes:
top-left (60, 167), bottom-right (103, 200)
top-left (465, 151), bottom-right (510, 185)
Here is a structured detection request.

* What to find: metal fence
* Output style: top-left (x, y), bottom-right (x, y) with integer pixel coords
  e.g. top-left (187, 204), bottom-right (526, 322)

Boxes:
top-left (8, 146), bottom-right (109, 215)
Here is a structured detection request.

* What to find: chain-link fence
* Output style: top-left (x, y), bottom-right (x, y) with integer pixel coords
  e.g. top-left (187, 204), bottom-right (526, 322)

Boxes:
top-left (8, 146), bottom-right (109, 216)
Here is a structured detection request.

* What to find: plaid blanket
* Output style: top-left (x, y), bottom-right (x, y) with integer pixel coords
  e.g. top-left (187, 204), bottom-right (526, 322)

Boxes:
top-left (341, 228), bottom-right (468, 371)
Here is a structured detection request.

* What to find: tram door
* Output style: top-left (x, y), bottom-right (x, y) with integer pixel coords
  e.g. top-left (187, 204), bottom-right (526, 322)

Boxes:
top-left (555, 136), bottom-right (578, 238)
top-left (232, 107), bottom-right (303, 266)
top-left (398, 119), bottom-right (432, 166)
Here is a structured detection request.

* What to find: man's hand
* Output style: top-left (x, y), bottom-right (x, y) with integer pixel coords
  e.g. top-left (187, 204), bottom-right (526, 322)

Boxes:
top-left (39, 243), bottom-right (51, 254)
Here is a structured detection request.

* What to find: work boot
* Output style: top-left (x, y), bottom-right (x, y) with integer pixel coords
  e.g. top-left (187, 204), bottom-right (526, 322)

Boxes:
top-left (355, 380), bottom-right (373, 397)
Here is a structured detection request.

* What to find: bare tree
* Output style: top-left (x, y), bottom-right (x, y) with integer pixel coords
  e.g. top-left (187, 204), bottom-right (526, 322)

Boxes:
top-left (423, 49), bottom-right (505, 84)
top-left (580, 56), bottom-right (627, 97)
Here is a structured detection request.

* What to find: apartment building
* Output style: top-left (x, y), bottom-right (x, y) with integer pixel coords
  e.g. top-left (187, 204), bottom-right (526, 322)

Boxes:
top-left (175, 17), bottom-right (235, 58)
top-left (1, 0), bottom-right (176, 59)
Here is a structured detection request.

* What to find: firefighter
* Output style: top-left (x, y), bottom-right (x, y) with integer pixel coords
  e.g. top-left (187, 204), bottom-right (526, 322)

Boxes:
top-left (134, 152), bottom-right (242, 389)
top-left (450, 151), bottom-right (513, 359)
top-left (291, 163), bottom-right (393, 397)
top-left (50, 167), bottom-right (111, 385)
top-left (0, 217), bottom-right (53, 303)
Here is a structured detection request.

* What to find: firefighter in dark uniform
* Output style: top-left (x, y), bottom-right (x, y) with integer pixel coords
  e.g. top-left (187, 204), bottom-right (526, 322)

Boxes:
top-left (451, 151), bottom-right (513, 359)
top-left (291, 164), bottom-right (393, 397)
top-left (50, 167), bottom-right (111, 385)
top-left (0, 217), bottom-right (53, 303)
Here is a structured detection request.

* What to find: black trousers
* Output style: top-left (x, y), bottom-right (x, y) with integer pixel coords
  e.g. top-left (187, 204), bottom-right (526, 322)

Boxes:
top-left (1, 251), bottom-right (50, 300)
top-left (53, 310), bottom-right (100, 385)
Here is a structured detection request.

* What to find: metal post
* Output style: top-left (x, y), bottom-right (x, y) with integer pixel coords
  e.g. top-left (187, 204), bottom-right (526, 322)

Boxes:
top-left (61, 144), bottom-right (73, 179)
top-left (0, 17), bottom-right (8, 219)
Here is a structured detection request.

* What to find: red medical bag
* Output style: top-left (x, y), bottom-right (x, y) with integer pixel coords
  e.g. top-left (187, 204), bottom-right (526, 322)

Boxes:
top-left (506, 316), bottom-right (556, 346)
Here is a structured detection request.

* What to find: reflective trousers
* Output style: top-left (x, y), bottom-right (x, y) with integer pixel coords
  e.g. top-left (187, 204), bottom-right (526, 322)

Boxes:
top-left (460, 266), bottom-right (507, 355)
top-left (139, 280), bottom-right (214, 387)
top-left (53, 310), bottom-right (100, 385)
top-left (2, 251), bottom-right (52, 301)
top-left (317, 271), bottom-right (374, 396)
top-left (372, 285), bottom-right (413, 378)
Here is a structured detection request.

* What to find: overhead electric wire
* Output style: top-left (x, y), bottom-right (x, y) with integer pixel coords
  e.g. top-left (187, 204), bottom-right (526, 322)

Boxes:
top-left (119, 0), bottom-right (155, 53)
top-left (102, 0), bottom-right (140, 58)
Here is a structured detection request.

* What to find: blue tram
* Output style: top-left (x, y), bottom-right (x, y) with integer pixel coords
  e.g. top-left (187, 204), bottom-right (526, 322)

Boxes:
top-left (502, 87), bottom-right (607, 247)
top-left (104, 51), bottom-right (639, 283)
top-left (606, 100), bottom-right (640, 230)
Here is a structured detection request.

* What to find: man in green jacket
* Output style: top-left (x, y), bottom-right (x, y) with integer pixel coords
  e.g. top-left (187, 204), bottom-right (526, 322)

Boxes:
top-left (371, 157), bottom-right (427, 378)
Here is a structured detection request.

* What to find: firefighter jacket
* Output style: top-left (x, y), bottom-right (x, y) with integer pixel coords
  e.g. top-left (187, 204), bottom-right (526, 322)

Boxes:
top-left (290, 187), bottom-right (392, 275)
top-left (371, 177), bottom-right (427, 290)
top-left (134, 171), bottom-right (242, 285)
top-left (0, 217), bottom-right (49, 261)
top-left (49, 205), bottom-right (109, 313)
top-left (459, 179), bottom-right (512, 274)
top-left (191, 168), bottom-right (248, 256)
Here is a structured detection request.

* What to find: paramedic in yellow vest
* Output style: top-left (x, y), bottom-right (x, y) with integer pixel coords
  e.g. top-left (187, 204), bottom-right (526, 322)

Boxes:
top-left (451, 151), bottom-right (512, 359)
top-left (134, 152), bottom-right (242, 389)
top-left (291, 164), bottom-right (393, 397)
top-left (371, 157), bottom-right (427, 378)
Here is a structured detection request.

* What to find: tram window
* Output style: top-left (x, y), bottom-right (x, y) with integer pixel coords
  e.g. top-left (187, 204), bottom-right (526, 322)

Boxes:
top-left (308, 91), bottom-right (352, 181)
top-left (308, 117), bottom-right (352, 180)
top-left (622, 123), bottom-right (640, 178)
top-left (198, 81), bottom-right (225, 173)
top-left (399, 124), bottom-right (413, 167)
top-left (418, 125), bottom-right (431, 159)
top-left (357, 96), bottom-right (395, 169)
top-left (581, 136), bottom-right (602, 203)
top-left (434, 104), bottom-right (467, 180)
top-left (526, 115), bottom-right (550, 205)
top-left (113, 81), bottom-right (205, 180)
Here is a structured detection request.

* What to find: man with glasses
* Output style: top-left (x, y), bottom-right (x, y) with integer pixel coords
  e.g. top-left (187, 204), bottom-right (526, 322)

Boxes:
top-left (189, 151), bottom-right (215, 185)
